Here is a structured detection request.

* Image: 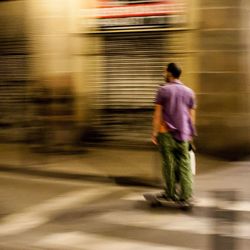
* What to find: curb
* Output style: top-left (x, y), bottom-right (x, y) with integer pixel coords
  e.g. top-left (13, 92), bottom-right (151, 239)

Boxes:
top-left (0, 164), bottom-right (162, 189)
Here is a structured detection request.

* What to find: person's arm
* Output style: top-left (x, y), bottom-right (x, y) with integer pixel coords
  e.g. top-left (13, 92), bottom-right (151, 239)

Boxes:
top-left (188, 92), bottom-right (196, 127)
top-left (189, 108), bottom-right (196, 126)
top-left (152, 104), bottom-right (162, 145)
top-left (188, 94), bottom-right (197, 151)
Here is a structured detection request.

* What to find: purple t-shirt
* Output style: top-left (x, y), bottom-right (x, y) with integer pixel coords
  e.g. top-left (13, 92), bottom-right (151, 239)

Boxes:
top-left (155, 80), bottom-right (196, 141)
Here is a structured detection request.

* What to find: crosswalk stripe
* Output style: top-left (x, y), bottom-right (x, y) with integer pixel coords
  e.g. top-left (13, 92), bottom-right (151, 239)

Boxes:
top-left (123, 193), bottom-right (250, 212)
top-left (96, 210), bottom-right (250, 240)
top-left (35, 231), bottom-right (196, 250)
top-left (0, 185), bottom-right (125, 236)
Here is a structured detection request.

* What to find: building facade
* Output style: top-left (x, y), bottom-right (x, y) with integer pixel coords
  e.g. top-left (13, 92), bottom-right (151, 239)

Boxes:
top-left (0, 0), bottom-right (249, 159)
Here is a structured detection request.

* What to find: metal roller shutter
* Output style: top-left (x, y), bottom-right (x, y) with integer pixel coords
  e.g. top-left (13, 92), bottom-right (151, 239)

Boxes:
top-left (94, 32), bottom-right (166, 147)
top-left (0, 38), bottom-right (29, 142)
top-left (0, 1), bottom-right (29, 142)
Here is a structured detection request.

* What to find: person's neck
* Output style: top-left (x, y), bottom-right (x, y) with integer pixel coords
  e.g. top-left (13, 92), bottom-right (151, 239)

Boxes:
top-left (167, 78), bottom-right (180, 84)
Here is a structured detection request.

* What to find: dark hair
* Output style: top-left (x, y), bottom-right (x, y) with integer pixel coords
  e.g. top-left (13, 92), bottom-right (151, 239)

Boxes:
top-left (166, 63), bottom-right (182, 78)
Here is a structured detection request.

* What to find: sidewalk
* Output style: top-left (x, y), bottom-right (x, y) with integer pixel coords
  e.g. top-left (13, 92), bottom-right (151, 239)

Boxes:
top-left (0, 143), bottom-right (249, 194)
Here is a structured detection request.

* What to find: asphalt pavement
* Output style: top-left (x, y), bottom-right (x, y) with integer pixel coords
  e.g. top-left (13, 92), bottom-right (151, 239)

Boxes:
top-left (0, 168), bottom-right (249, 250)
top-left (0, 143), bottom-right (249, 249)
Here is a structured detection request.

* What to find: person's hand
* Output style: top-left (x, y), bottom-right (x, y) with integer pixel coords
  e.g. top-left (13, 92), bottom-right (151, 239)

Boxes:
top-left (189, 141), bottom-right (196, 151)
top-left (152, 135), bottom-right (158, 145)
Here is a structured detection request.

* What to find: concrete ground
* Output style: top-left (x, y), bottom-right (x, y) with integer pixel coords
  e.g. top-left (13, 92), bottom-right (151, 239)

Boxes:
top-left (0, 143), bottom-right (247, 184)
top-left (0, 144), bottom-right (249, 250)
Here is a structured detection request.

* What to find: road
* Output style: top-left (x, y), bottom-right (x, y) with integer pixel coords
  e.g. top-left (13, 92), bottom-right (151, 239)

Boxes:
top-left (0, 171), bottom-right (249, 250)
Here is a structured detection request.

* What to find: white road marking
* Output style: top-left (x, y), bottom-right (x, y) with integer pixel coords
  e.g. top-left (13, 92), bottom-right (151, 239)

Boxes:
top-left (196, 198), bottom-right (250, 212)
top-left (123, 193), bottom-right (250, 212)
top-left (97, 210), bottom-right (250, 240)
top-left (0, 185), bottom-right (124, 236)
top-left (35, 231), bottom-right (196, 250)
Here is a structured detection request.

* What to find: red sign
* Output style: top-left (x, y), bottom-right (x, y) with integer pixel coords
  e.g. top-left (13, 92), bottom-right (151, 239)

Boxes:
top-left (94, 0), bottom-right (185, 19)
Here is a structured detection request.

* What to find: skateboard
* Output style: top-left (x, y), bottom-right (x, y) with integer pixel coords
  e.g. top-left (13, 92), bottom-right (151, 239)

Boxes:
top-left (143, 193), bottom-right (193, 211)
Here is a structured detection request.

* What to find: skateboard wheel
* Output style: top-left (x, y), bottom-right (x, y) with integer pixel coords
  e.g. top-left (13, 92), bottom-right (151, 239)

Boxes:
top-left (150, 201), bottom-right (161, 207)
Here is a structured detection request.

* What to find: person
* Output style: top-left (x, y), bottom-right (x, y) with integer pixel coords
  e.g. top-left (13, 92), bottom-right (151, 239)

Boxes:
top-left (152, 63), bottom-right (196, 206)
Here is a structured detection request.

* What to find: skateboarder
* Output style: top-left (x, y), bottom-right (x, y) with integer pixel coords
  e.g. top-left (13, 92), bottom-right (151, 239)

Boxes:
top-left (152, 63), bottom-right (196, 206)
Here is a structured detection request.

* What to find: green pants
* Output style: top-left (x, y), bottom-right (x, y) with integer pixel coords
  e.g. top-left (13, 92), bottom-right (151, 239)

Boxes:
top-left (157, 132), bottom-right (193, 201)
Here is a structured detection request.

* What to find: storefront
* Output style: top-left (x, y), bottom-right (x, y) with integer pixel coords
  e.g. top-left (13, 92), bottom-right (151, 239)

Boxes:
top-left (81, 0), bottom-right (191, 146)
top-left (0, 0), bottom-right (29, 143)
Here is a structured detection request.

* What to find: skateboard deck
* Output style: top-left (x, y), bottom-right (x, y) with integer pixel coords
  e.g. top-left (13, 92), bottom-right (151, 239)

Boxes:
top-left (143, 193), bottom-right (193, 211)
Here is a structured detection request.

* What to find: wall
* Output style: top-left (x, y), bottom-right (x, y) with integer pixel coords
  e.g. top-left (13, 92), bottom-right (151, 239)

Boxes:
top-left (0, 0), bottom-right (28, 142)
top-left (196, 0), bottom-right (250, 159)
